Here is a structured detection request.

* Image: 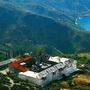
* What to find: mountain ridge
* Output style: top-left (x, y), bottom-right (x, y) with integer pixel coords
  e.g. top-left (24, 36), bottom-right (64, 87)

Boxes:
top-left (0, 1), bottom-right (90, 54)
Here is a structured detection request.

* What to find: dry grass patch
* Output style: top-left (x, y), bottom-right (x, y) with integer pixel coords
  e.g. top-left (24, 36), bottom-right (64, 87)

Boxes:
top-left (73, 75), bottom-right (90, 85)
top-left (78, 53), bottom-right (90, 59)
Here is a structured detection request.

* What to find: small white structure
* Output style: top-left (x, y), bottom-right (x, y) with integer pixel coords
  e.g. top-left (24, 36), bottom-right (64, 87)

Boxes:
top-left (0, 58), bottom-right (17, 67)
top-left (24, 53), bottom-right (30, 56)
top-left (18, 56), bottom-right (78, 87)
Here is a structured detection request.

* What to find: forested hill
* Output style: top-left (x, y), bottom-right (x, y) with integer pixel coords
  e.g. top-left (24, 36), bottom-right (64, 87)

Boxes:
top-left (0, 2), bottom-right (90, 54)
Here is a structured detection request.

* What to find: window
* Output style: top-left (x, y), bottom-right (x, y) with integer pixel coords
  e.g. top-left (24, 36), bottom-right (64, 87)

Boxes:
top-left (52, 71), bottom-right (56, 75)
top-left (41, 76), bottom-right (46, 80)
top-left (58, 68), bottom-right (63, 71)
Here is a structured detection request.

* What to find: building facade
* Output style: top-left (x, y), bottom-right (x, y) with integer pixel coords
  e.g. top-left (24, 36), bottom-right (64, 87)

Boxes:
top-left (18, 56), bottom-right (78, 87)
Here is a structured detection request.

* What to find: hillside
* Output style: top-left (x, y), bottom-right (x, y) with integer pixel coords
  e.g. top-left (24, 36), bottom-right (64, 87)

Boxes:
top-left (0, 2), bottom-right (90, 54)
top-left (2, 0), bottom-right (90, 21)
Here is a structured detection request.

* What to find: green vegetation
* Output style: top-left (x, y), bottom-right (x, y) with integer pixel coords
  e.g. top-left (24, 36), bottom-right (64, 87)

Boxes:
top-left (0, 73), bottom-right (10, 90)
top-left (0, 53), bottom-right (7, 61)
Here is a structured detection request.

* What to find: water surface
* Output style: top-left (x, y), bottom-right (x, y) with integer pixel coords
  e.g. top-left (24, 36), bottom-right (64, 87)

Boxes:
top-left (80, 16), bottom-right (90, 31)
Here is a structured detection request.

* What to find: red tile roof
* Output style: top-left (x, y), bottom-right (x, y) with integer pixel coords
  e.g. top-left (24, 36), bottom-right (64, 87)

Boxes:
top-left (9, 55), bottom-right (32, 72)
top-left (18, 55), bottom-right (32, 63)
top-left (9, 62), bottom-right (19, 68)
top-left (17, 66), bottom-right (29, 72)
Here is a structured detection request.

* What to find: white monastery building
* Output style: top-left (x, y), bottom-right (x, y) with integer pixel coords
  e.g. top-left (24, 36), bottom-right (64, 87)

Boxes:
top-left (9, 56), bottom-right (78, 87)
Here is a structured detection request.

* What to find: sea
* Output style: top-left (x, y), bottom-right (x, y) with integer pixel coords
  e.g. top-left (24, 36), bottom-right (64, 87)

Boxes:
top-left (79, 16), bottom-right (90, 31)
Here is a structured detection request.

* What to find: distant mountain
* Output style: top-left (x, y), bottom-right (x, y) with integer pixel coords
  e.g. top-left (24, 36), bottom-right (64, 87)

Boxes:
top-left (2, 0), bottom-right (90, 21)
top-left (0, 0), bottom-right (90, 54)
